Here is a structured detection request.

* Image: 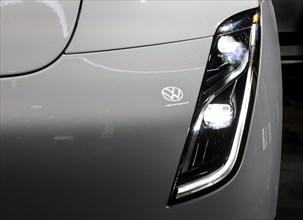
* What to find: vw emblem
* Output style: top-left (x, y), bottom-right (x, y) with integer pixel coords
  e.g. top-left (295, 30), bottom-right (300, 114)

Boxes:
top-left (161, 86), bottom-right (183, 102)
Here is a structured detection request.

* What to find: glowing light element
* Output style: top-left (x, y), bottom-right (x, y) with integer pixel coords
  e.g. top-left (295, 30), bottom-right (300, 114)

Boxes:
top-left (217, 36), bottom-right (247, 64)
top-left (220, 23), bottom-right (233, 32)
top-left (252, 13), bottom-right (260, 24)
top-left (203, 104), bottom-right (234, 129)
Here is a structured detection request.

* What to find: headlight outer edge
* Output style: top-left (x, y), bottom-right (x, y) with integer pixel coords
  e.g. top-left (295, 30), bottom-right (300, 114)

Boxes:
top-left (167, 7), bottom-right (261, 207)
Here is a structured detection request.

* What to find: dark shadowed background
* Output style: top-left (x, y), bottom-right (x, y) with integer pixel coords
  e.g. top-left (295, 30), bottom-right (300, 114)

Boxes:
top-left (272, 0), bottom-right (303, 219)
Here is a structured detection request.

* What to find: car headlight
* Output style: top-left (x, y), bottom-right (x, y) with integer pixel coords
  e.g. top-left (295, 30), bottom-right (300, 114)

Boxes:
top-left (168, 8), bottom-right (261, 205)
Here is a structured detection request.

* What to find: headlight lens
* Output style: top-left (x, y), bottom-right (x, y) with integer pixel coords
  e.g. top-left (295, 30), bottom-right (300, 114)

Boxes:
top-left (168, 8), bottom-right (260, 205)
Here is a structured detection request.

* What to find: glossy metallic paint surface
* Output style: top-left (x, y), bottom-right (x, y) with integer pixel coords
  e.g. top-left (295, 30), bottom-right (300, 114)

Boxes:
top-left (67, 0), bottom-right (258, 53)
top-left (0, 0), bottom-right (81, 76)
top-left (0, 0), bottom-right (282, 219)
top-left (1, 38), bottom-right (211, 219)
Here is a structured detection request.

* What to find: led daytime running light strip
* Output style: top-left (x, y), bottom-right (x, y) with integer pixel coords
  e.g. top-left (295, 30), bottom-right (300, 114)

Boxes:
top-left (176, 19), bottom-right (259, 198)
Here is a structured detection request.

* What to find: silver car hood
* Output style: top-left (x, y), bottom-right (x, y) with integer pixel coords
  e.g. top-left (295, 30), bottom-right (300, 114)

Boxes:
top-left (0, 0), bottom-right (259, 76)
top-left (67, 0), bottom-right (259, 53)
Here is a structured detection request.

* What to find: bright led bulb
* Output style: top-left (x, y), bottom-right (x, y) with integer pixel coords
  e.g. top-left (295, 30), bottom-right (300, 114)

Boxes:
top-left (203, 104), bottom-right (234, 129)
top-left (218, 36), bottom-right (239, 53)
top-left (217, 36), bottom-right (247, 64)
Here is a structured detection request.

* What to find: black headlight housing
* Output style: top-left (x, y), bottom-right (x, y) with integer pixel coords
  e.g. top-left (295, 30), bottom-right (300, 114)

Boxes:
top-left (168, 8), bottom-right (261, 206)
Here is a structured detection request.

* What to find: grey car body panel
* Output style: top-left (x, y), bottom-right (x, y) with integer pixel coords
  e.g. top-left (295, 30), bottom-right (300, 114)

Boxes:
top-left (0, 0), bottom-right (282, 219)
top-left (0, 0), bottom-right (81, 76)
top-left (1, 37), bottom-right (212, 219)
top-left (67, 0), bottom-right (258, 53)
